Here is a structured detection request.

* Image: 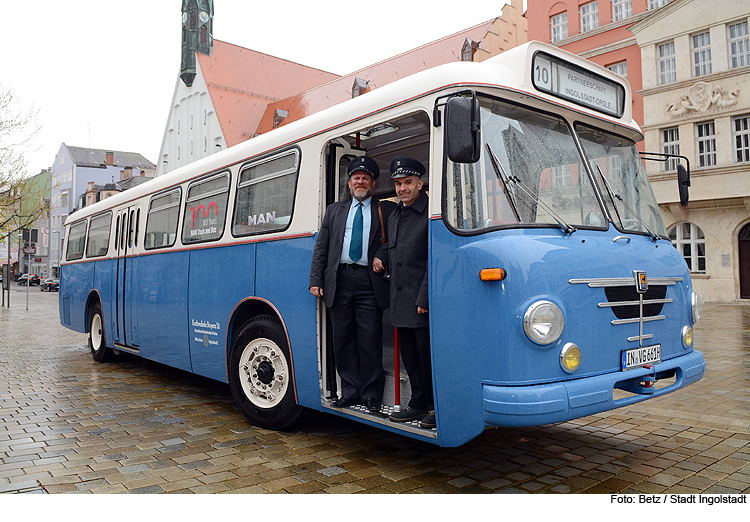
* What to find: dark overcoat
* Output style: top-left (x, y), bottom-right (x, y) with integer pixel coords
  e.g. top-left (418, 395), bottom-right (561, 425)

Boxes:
top-left (309, 197), bottom-right (397, 309)
top-left (375, 191), bottom-right (429, 328)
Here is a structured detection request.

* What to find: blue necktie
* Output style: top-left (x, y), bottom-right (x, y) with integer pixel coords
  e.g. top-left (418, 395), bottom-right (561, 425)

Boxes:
top-left (349, 202), bottom-right (363, 263)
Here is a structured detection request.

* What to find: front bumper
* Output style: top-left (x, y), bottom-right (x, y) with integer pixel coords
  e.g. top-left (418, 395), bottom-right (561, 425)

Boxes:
top-left (482, 350), bottom-right (705, 427)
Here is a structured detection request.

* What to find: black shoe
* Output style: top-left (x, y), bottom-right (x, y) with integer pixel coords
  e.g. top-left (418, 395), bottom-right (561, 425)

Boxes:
top-left (332, 396), bottom-right (358, 408)
top-left (389, 407), bottom-right (428, 422)
top-left (419, 411), bottom-right (436, 429)
top-left (364, 398), bottom-right (381, 412)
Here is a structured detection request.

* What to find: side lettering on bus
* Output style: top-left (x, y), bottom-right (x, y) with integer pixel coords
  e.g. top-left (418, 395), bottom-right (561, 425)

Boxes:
top-left (248, 211), bottom-right (276, 226)
top-left (191, 201), bottom-right (219, 227)
top-left (192, 319), bottom-right (221, 347)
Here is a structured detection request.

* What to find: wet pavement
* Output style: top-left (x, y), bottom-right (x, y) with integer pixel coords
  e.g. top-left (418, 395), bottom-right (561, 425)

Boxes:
top-left (1, 284), bottom-right (749, 495)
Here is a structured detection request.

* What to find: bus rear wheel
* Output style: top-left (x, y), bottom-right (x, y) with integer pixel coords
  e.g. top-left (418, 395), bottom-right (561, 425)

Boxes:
top-left (88, 303), bottom-right (113, 363)
top-left (228, 315), bottom-right (302, 430)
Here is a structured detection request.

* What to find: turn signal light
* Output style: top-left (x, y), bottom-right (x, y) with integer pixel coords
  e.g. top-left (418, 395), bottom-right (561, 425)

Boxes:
top-left (480, 268), bottom-right (506, 281)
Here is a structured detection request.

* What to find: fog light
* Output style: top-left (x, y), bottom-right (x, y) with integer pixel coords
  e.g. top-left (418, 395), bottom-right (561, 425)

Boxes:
top-left (560, 343), bottom-right (581, 373)
top-left (523, 300), bottom-right (564, 345)
top-left (682, 326), bottom-right (693, 349)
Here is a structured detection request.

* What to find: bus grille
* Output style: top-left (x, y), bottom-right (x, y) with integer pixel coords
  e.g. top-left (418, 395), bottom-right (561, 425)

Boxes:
top-left (569, 276), bottom-right (682, 326)
top-left (604, 285), bottom-right (667, 319)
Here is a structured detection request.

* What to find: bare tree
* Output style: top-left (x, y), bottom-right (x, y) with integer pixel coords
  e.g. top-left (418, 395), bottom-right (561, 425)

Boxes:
top-left (0, 84), bottom-right (46, 234)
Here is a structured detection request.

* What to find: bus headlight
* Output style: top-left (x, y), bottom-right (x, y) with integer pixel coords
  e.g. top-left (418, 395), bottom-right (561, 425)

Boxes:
top-left (560, 343), bottom-right (581, 373)
top-left (523, 300), bottom-right (564, 345)
top-left (691, 291), bottom-right (702, 324)
top-left (682, 326), bottom-right (693, 349)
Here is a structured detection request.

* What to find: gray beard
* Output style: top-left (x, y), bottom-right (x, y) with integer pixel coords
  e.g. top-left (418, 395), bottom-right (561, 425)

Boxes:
top-left (350, 187), bottom-right (372, 200)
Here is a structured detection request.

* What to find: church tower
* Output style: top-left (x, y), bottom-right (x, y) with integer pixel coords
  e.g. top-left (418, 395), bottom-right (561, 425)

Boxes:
top-left (180, 0), bottom-right (214, 87)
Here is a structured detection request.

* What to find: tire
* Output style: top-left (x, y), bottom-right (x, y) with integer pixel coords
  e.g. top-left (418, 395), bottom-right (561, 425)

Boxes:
top-left (88, 302), bottom-right (113, 363)
top-left (228, 315), bottom-right (302, 430)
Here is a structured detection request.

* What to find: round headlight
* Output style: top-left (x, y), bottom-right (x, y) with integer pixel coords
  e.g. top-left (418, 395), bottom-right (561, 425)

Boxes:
top-left (691, 291), bottom-right (702, 324)
top-left (560, 343), bottom-right (581, 373)
top-left (682, 326), bottom-right (693, 349)
top-left (523, 300), bottom-right (564, 345)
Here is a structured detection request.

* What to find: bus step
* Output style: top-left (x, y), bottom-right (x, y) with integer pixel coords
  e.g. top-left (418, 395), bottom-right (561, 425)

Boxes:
top-left (323, 399), bottom-right (438, 438)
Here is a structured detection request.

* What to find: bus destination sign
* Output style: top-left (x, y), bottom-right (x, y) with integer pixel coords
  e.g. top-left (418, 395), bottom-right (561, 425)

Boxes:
top-left (532, 52), bottom-right (625, 118)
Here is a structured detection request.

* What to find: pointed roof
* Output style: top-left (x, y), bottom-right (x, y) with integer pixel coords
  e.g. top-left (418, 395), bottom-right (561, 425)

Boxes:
top-left (255, 19), bottom-right (498, 134)
top-left (196, 40), bottom-right (340, 147)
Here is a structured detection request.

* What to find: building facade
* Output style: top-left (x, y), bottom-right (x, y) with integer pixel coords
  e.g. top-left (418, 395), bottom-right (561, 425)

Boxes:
top-left (49, 144), bottom-right (155, 276)
top-left (0, 169), bottom-right (50, 277)
top-left (528, 0), bottom-right (750, 302)
top-left (527, 0), bottom-right (676, 143)
top-left (631, 0), bottom-right (750, 302)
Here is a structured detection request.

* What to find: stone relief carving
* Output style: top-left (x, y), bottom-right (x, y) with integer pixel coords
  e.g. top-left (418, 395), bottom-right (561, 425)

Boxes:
top-left (666, 81), bottom-right (738, 118)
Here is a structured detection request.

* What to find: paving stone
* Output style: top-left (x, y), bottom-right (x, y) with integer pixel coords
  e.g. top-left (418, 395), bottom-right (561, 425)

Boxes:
top-left (3, 292), bottom-right (750, 495)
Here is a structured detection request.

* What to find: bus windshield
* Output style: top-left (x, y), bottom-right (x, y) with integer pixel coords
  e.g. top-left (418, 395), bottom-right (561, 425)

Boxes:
top-left (445, 97), bottom-right (606, 232)
top-left (576, 123), bottom-right (668, 238)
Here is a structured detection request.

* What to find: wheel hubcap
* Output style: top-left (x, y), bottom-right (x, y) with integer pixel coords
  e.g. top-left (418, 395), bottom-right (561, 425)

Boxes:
top-left (255, 360), bottom-right (275, 385)
top-left (239, 338), bottom-right (288, 408)
top-left (91, 314), bottom-right (103, 350)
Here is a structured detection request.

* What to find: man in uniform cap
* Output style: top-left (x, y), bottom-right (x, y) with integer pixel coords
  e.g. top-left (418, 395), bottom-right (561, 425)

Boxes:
top-left (373, 156), bottom-right (435, 429)
top-left (310, 156), bottom-right (396, 412)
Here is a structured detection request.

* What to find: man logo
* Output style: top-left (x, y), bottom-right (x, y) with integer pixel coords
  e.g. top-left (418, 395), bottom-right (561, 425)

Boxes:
top-left (634, 270), bottom-right (648, 294)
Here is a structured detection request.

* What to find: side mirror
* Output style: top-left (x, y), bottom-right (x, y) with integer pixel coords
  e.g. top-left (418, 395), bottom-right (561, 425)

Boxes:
top-left (677, 163), bottom-right (689, 207)
top-left (446, 96), bottom-right (481, 164)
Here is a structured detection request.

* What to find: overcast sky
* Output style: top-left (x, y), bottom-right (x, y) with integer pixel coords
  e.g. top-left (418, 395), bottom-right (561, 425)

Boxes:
top-left (3, 1), bottom-right (512, 176)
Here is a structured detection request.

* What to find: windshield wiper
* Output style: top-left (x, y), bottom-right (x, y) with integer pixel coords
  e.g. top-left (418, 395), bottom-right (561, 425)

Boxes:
top-left (596, 166), bottom-right (659, 242)
top-left (595, 165), bottom-right (624, 226)
top-left (507, 174), bottom-right (577, 235)
top-left (485, 143), bottom-right (521, 222)
top-left (486, 144), bottom-right (575, 234)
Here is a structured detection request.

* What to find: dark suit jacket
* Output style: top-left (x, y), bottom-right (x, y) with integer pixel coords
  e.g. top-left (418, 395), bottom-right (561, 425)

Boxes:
top-left (310, 197), bottom-right (396, 309)
top-left (374, 191), bottom-right (429, 328)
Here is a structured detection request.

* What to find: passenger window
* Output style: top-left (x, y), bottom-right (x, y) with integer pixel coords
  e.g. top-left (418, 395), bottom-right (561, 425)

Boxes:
top-left (66, 220), bottom-right (88, 261)
top-left (233, 149), bottom-right (299, 236)
top-left (86, 212), bottom-right (112, 258)
top-left (182, 171), bottom-right (230, 243)
top-left (145, 189), bottom-right (181, 249)
top-left (115, 215), bottom-right (120, 249)
top-left (135, 209), bottom-right (140, 247)
top-left (128, 209), bottom-right (135, 248)
top-left (120, 214), bottom-right (127, 251)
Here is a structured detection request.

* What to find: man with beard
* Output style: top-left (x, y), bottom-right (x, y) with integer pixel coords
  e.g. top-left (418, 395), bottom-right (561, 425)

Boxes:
top-left (310, 156), bottom-right (396, 412)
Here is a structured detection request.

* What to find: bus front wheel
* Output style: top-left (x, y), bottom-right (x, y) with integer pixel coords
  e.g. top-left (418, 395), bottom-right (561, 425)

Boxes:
top-left (228, 315), bottom-right (302, 430)
top-left (88, 303), bottom-right (113, 363)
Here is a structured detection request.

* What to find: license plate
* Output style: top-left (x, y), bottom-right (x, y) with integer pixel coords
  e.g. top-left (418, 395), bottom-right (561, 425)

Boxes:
top-left (621, 344), bottom-right (661, 370)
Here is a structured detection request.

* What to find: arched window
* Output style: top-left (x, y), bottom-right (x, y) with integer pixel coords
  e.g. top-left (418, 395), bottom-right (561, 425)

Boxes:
top-left (668, 222), bottom-right (706, 273)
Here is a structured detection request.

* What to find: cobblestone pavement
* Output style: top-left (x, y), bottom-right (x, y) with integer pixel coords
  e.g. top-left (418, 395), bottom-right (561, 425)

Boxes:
top-left (1, 285), bottom-right (749, 495)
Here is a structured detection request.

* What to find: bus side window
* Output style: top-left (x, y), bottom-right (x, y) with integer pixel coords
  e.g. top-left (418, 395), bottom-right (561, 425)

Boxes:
top-left (86, 212), bottom-right (112, 258)
top-left (182, 171), bottom-right (230, 244)
top-left (135, 209), bottom-right (140, 247)
top-left (115, 215), bottom-right (120, 250)
top-left (66, 220), bottom-right (87, 261)
top-left (120, 215), bottom-right (127, 251)
top-left (144, 189), bottom-right (181, 250)
top-left (128, 209), bottom-right (135, 248)
top-left (232, 149), bottom-right (299, 236)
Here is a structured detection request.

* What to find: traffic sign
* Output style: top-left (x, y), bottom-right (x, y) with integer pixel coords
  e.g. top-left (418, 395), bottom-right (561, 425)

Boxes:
top-left (23, 246), bottom-right (36, 254)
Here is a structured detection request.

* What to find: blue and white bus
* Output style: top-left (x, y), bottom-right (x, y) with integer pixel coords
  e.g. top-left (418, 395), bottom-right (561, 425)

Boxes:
top-left (59, 41), bottom-right (704, 447)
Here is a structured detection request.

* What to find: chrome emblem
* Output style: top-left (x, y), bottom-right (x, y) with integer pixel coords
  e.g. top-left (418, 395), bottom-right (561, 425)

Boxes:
top-left (634, 270), bottom-right (648, 294)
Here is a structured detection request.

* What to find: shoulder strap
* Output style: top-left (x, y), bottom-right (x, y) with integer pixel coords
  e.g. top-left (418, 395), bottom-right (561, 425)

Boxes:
top-left (378, 200), bottom-right (386, 245)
